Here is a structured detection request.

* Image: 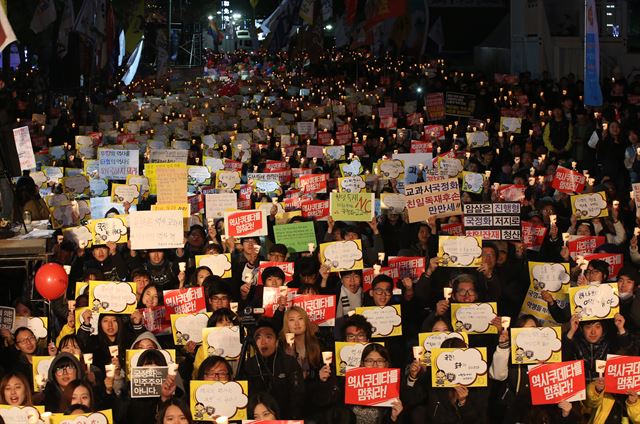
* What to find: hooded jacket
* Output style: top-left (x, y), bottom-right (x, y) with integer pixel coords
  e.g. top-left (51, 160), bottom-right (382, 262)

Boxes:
top-left (43, 353), bottom-right (86, 412)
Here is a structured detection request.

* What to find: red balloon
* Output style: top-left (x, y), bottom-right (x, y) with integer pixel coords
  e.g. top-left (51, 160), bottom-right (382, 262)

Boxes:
top-left (35, 263), bottom-right (69, 301)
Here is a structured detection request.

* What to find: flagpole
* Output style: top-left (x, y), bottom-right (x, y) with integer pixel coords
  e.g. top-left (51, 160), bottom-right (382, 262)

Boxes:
top-left (583, 0), bottom-right (587, 91)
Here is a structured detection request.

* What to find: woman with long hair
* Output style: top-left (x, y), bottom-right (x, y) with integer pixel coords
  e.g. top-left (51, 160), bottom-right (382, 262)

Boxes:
top-left (59, 380), bottom-right (94, 412)
top-left (279, 306), bottom-right (322, 374)
top-left (156, 398), bottom-right (193, 424)
top-left (0, 372), bottom-right (33, 406)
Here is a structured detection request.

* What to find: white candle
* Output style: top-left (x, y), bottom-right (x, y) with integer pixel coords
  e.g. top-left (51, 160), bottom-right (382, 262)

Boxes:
top-left (322, 351), bottom-right (333, 365)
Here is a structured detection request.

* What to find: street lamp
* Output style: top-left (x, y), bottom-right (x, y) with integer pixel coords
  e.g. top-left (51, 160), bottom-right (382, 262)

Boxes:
top-left (324, 24), bottom-right (333, 30)
top-left (232, 13), bottom-right (241, 20)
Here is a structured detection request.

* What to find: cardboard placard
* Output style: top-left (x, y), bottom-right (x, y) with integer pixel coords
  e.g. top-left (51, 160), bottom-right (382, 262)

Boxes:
top-left (50, 409), bottom-right (113, 424)
top-left (569, 283), bottom-right (619, 321)
top-left (355, 305), bottom-right (403, 338)
top-left (405, 178), bottom-right (461, 223)
top-left (129, 210), bottom-right (184, 250)
top-left (190, 380), bottom-right (248, 421)
top-left (89, 281), bottom-right (137, 314)
top-left (13, 126), bottom-right (36, 171)
top-left (450, 302), bottom-right (498, 334)
top-left (204, 193), bottom-right (237, 219)
top-left (98, 148), bottom-right (139, 180)
top-left (273, 221), bottom-right (317, 253)
top-left (195, 254), bottom-right (233, 278)
top-left (170, 312), bottom-right (211, 345)
top-left (431, 347), bottom-right (488, 387)
top-left (417, 332), bottom-right (468, 365)
top-left (89, 216), bottom-right (128, 245)
top-left (330, 192), bottom-right (374, 222)
top-left (529, 360), bottom-right (586, 405)
top-left (202, 326), bottom-right (242, 360)
top-left (437, 236), bottom-right (483, 267)
top-left (510, 327), bottom-right (562, 364)
top-left (319, 240), bottom-right (364, 272)
top-left (570, 192), bottom-right (609, 220)
top-left (528, 262), bottom-right (571, 295)
top-left (345, 367), bottom-right (401, 407)
top-left (522, 221), bottom-right (547, 251)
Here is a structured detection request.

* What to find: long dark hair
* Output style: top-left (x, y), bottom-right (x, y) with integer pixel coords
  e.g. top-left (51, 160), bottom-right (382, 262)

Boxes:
top-left (59, 379), bottom-right (94, 412)
top-left (360, 343), bottom-right (390, 366)
top-left (248, 392), bottom-right (280, 420)
top-left (156, 398), bottom-right (193, 424)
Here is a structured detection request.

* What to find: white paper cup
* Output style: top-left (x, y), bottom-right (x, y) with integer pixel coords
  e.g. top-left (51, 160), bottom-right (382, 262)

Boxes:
top-left (215, 417), bottom-right (229, 424)
top-left (105, 364), bottom-right (115, 378)
top-left (412, 346), bottom-right (425, 360)
top-left (377, 252), bottom-right (385, 262)
top-left (63, 265), bottom-right (71, 274)
top-left (373, 264), bottom-right (381, 276)
top-left (443, 287), bottom-right (453, 301)
top-left (285, 332), bottom-right (295, 345)
top-left (595, 359), bottom-right (606, 375)
top-left (168, 363), bottom-right (179, 376)
top-left (108, 345), bottom-right (119, 358)
top-left (307, 242), bottom-right (315, 253)
top-left (501, 316), bottom-right (511, 330)
top-left (322, 351), bottom-right (333, 365)
top-left (83, 353), bottom-right (93, 366)
top-left (230, 302), bottom-right (238, 313)
top-left (178, 262), bottom-right (186, 272)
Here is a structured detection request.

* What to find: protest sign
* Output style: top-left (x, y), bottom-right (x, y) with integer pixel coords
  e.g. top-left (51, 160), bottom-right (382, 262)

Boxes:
top-left (98, 148), bottom-right (139, 180)
top-left (190, 380), bottom-right (248, 421)
top-left (405, 178), bottom-right (461, 223)
top-left (0, 405), bottom-right (44, 424)
top-left (431, 348), bottom-right (488, 387)
top-left (461, 171), bottom-right (484, 193)
top-left (292, 294), bottom-right (336, 326)
top-left (417, 332), bottom-right (468, 365)
top-left (551, 167), bottom-right (586, 194)
top-left (355, 305), bottom-right (403, 337)
top-left (529, 360), bottom-right (586, 404)
top-left (466, 131), bottom-right (489, 149)
top-left (301, 199), bottom-right (330, 220)
top-left (380, 193), bottom-right (406, 213)
top-left (89, 281), bottom-right (137, 314)
top-left (510, 327), bottom-right (562, 364)
top-left (567, 235), bottom-right (606, 260)
top-left (392, 152), bottom-right (433, 185)
top-left (224, 209), bottom-right (267, 238)
top-left (338, 176), bottom-right (367, 193)
top-left (204, 193), bottom-right (237, 219)
top-left (424, 124), bottom-right (446, 139)
top-left (445, 92), bottom-right (476, 117)
top-left (156, 165), bottom-right (188, 204)
top-left (441, 222), bottom-right (464, 236)
top-left (522, 221), bottom-right (547, 251)
top-left (362, 267), bottom-right (397, 293)
top-left (299, 173), bottom-right (328, 193)
top-left (425, 93), bottom-right (445, 120)
top-left (438, 236), bottom-right (483, 267)
top-left (604, 355), bottom-right (640, 394)
top-left (90, 216), bottom-right (128, 245)
top-left (376, 159), bottom-right (405, 180)
top-left (497, 184), bottom-right (526, 202)
top-left (61, 174), bottom-right (90, 197)
top-left (319, 240), bottom-right (364, 272)
top-left (126, 350), bottom-right (175, 378)
top-left (50, 409), bottom-right (113, 424)
top-left (13, 126), bottom-right (36, 171)
top-left (570, 192), bottom-right (609, 220)
top-left (262, 287), bottom-right (298, 318)
top-left (170, 312), bottom-right (211, 345)
top-left (499, 116), bottom-right (523, 133)
top-left (111, 183), bottom-right (140, 204)
top-left (258, 261), bottom-right (295, 285)
top-left (410, 140), bottom-right (432, 153)
top-left (215, 170), bottom-right (242, 190)
top-left (149, 149), bottom-right (189, 163)
top-left (202, 326), bottom-right (242, 360)
top-left (340, 161), bottom-right (364, 177)
top-left (437, 156), bottom-right (464, 178)
top-left (450, 303), bottom-right (498, 334)
top-left (529, 262), bottom-right (571, 295)
top-left (0, 306), bottom-right (15, 331)
top-left (195, 254), bottom-right (233, 278)
top-left (164, 287), bottom-right (207, 315)
top-left (569, 283), bottom-right (619, 321)
top-left (387, 256), bottom-right (425, 280)
top-left (13, 316), bottom-right (47, 342)
top-left (335, 342), bottom-right (385, 376)
top-left (519, 281), bottom-right (565, 327)
top-left (345, 367), bottom-right (401, 407)
top-left (140, 306), bottom-right (171, 335)
top-left (32, 356), bottom-right (54, 392)
top-left (330, 192), bottom-right (374, 222)
top-left (188, 166), bottom-right (213, 186)
top-left (273, 221), bottom-right (316, 253)
top-left (129, 210), bottom-right (184, 250)
top-left (463, 202), bottom-right (521, 240)
top-left (130, 366), bottom-right (168, 398)
top-left (583, 253), bottom-right (623, 279)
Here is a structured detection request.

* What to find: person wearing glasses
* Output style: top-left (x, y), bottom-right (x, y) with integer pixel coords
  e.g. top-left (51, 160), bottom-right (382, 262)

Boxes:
top-left (350, 343), bottom-right (403, 423)
top-left (1, 327), bottom-right (45, 392)
top-left (43, 352), bottom-right (86, 412)
top-left (196, 355), bottom-right (233, 382)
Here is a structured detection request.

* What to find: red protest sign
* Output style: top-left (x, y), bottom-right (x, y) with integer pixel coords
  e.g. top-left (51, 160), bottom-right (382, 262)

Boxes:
top-left (568, 236), bottom-right (606, 260)
top-left (317, 131), bottom-right (332, 146)
top-left (423, 124), bottom-right (445, 140)
top-left (258, 261), bottom-right (295, 285)
top-left (425, 93), bottom-right (445, 121)
top-left (551, 167), bottom-right (586, 194)
top-left (292, 294), bottom-right (336, 326)
top-left (163, 287), bottom-right (206, 315)
top-left (264, 161), bottom-right (288, 172)
top-left (335, 130), bottom-right (352, 145)
top-left (379, 117), bottom-right (397, 129)
top-left (529, 360), bottom-right (586, 405)
top-left (406, 113), bottom-right (422, 126)
top-left (140, 306), bottom-right (171, 335)
top-left (584, 253), bottom-right (623, 278)
top-left (410, 140), bottom-right (433, 153)
top-left (604, 355), bottom-right (640, 394)
top-left (497, 184), bottom-right (526, 202)
top-left (441, 222), bottom-right (464, 236)
top-left (388, 257), bottom-right (426, 280)
top-left (224, 210), bottom-right (267, 238)
top-left (362, 267), bottom-right (398, 293)
top-left (299, 174), bottom-right (328, 194)
top-left (301, 200), bottom-right (330, 220)
top-left (522, 221), bottom-right (547, 251)
top-left (262, 287), bottom-right (298, 317)
top-left (224, 160), bottom-right (243, 172)
top-left (345, 367), bottom-right (401, 407)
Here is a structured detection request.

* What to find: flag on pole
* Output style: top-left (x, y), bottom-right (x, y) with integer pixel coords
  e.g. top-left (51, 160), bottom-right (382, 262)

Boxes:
top-left (429, 16), bottom-right (444, 53)
top-left (0, 2), bottom-right (16, 52)
top-left (30, 0), bottom-right (57, 34)
top-left (57, 0), bottom-right (75, 57)
top-left (584, 0), bottom-right (603, 106)
top-left (122, 37), bottom-right (143, 85)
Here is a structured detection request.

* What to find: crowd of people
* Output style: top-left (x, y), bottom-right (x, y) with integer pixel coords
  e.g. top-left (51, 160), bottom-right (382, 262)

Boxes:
top-left (0, 48), bottom-right (640, 424)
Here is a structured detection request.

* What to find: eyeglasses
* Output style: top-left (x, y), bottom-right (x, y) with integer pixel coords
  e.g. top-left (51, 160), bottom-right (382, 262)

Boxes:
top-left (204, 371), bottom-right (229, 379)
top-left (456, 289), bottom-right (477, 296)
top-left (345, 333), bottom-right (367, 342)
top-left (210, 295), bottom-right (229, 303)
top-left (586, 269), bottom-right (602, 274)
top-left (16, 336), bottom-right (36, 345)
top-left (363, 359), bottom-right (387, 366)
top-left (372, 288), bottom-right (392, 296)
top-left (54, 365), bottom-right (75, 375)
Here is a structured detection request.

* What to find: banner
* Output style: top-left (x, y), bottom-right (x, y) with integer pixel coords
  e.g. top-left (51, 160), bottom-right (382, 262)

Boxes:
top-left (345, 367), bottom-right (401, 407)
top-left (405, 178), bottom-right (462, 223)
top-left (463, 202), bottom-right (521, 240)
top-left (529, 360), bottom-right (586, 405)
top-left (450, 302), bottom-right (498, 334)
top-left (431, 347), bottom-right (488, 387)
top-left (604, 355), bottom-right (640, 394)
top-left (438, 236), bottom-right (482, 267)
top-left (584, 0), bottom-right (603, 106)
top-left (551, 167), bottom-right (586, 194)
top-left (510, 327), bottom-right (562, 364)
top-left (292, 294), bottom-right (336, 326)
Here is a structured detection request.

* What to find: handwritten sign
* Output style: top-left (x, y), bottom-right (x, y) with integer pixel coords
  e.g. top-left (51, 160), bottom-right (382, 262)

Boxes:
top-left (529, 360), bottom-right (586, 404)
top-left (570, 192), bottom-right (609, 220)
top-left (355, 305), bottom-right (403, 338)
top-left (345, 367), bottom-right (401, 407)
top-left (224, 209), bottom-right (267, 238)
top-left (204, 193), bottom-right (237, 219)
top-left (405, 178), bottom-right (461, 223)
top-left (461, 171), bottom-right (484, 193)
top-left (129, 210), bottom-right (184, 250)
top-left (273, 221), bottom-right (316, 253)
top-left (164, 287), bottom-right (206, 315)
top-left (551, 167), bottom-right (586, 194)
top-left (335, 342), bottom-right (383, 376)
top-left (156, 165), bottom-right (188, 204)
top-left (98, 149), bottom-right (139, 180)
top-left (451, 303), bottom-right (498, 334)
top-left (292, 295), bottom-right (336, 326)
top-left (319, 240), bottom-right (364, 272)
top-left (190, 380), bottom-right (248, 421)
top-left (130, 366), bottom-right (168, 398)
top-left (338, 176), bottom-right (366, 193)
top-left (89, 281), bottom-right (137, 314)
top-left (13, 126), bottom-right (36, 171)
top-left (50, 409), bottom-right (113, 424)
top-left (0, 405), bottom-right (44, 424)
top-left (604, 355), bottom-right (640, 394)
top-left (463, 202), bottom-right (521, 240)
top-left (330, 192), bottom-right (374, 222)
top-left (569, 283), bottom-right (619, 321)
top-left (90, 216), bottom-right (128, 245)
top-left (202, 326), bottom-right (242, 360)
top-left (499, 116), bottom-right (522, 133)
top-left (431, 347), bottom-right (487, 387)
top-left (418, 332), bottom-right (468, 365)
top-left (195, 254), bottom-right (233, 278)
top-left (438, 236), bottom-right (483, 267)
top-left (170, 312), bottom-right (210, 345)
top-left (510, 327), bottom-right (562, 364)
top-left (528, 262), bottom-right (570, 295)
top-left (111, 183), bottom-right (140, 204)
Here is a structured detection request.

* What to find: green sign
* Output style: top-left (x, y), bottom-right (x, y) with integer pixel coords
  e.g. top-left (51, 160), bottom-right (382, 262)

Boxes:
top-left (273, 221), bottom-right (316, 253)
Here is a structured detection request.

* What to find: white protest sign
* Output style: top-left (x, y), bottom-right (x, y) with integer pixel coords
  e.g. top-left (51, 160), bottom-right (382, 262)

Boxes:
top-left (356, 305), bottom-right (402, 337)
top-left (171, 312), bottom-right (210, 344)
top-left (569, 283), bottom-right (620, 321)
top-left (149, 149), bottom-right (190, 163)
top-left (203, 326), bottom-right (242, 359)
top-left (320, 240), bottom-right (364, 272)
top-left (98, 149), bottom-right (139, 180)
top-left (511, 327), bottom-right (562, 364)
top-left (191, 381), bottom-right (248, 421)
top-left (451, 303), bottom-right (498, 334)
top-left (13, 127), bottom-right (36, 171)
top-left (129, 210), bottom-right (184, 250)
top-left (433, 347), bottom-right (488, 387)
